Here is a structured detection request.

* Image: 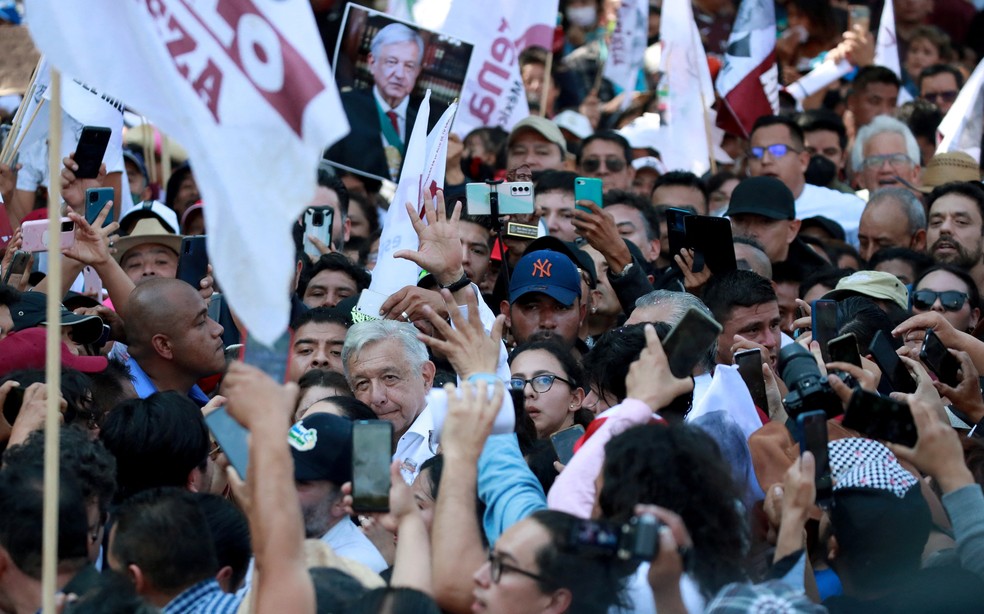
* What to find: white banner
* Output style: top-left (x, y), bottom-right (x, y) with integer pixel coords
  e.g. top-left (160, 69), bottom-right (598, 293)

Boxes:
top-left (657, 0), bottom-right (715, 174)
top-left (604, 0), bottom-right (648, 109)
top-left (26, 0), bottom-right (349, 344)
top-left (937, 57), bottom-right (984, 161)
top-left (873, 0), bottom-right (913, 105)
top-left (390, 0), bottom-right (558, 136)
top-left (369, 92), bottom-right (458, 299)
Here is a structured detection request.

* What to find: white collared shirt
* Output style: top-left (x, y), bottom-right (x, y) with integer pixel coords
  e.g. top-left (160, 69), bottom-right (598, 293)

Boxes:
top-left (395, 402), bottom-right (434, 484)
top-left (321, 517), bottom-right (388, 573)
top-left (373, 85), bottom-right (411, 144)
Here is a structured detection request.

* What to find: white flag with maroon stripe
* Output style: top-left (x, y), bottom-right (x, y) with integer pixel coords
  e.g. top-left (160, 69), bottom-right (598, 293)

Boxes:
top-left (715, 0), bottom-right (779, 138)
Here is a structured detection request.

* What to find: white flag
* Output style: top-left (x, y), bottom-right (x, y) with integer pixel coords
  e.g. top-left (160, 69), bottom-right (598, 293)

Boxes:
top-left (391, 0), bottom-right (558, 136)
top-left (604, 0), bottom-right (648, 109)
top-left (369, 92), bottom-right (458, 299)
top-left (937, 57), bottom-right (984, 161)
top-left (26, 0), bottom-right (349, 344)
top-left (715, 0), bottom-right (779, 138)
top-left (874, 0), bottom-right (913, 104)
top-left (657, 0), bottom-right (715, 174)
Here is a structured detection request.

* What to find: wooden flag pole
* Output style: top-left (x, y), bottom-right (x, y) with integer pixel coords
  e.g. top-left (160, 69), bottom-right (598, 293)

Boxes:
top-left (41, 69), bottom-right (63, 614)
top-left (161, 129), bottom-right (171, 188)
top-left (540, 51), bottom-right (553, 118)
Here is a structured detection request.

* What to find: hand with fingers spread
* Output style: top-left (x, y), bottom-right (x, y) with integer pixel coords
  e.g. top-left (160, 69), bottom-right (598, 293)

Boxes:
top-left (933, 350), bottom-right (984, 423)
top-left (626, 324), bottom-right (695, 411)
top-left (393, 189), bottom-right (466, 287)
top-left (63, 207), bottom-right (118, 267)
top-left (886, 395), bottom-right (973, 494)
top-left (418, 288), bottom-right (504, 379)
top-left (60, 154), bottom-right (107, 213)
top-left (637, 504), bottom-right (693, 614)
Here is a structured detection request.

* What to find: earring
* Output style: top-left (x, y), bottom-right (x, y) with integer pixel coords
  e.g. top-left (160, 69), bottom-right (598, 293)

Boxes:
top-left (591, 306), bottom-right (598, 314)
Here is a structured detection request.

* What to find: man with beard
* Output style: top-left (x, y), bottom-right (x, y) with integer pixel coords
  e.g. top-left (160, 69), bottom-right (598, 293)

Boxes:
top-left (288, 413), bottom-right (387, 573)
top-left (926, 182), bottom-right (984, 294)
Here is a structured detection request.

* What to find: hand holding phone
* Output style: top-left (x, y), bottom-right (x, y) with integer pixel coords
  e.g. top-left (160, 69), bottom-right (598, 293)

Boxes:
top-left (176, 236), bottom-right (209, 288)
top-left (811, 299), bottom-right (839, 363)
top-left (661, 308), bottom-right (723, 378)
top-left (868, 330), bottom-right (917, 394)
top-left (204, 405), bottom-right (249, 479)
top-left (574, 177), bottom-right (603, 213)
top-left (920, 329), bottom-right (961, 388)
top-left (797, 410), bottom-right (832, 508)
top-left (550, 425), bottom-right (585, 465)
top-left (843, 389), bottom-right (918, 447)
top-left (85, 188), bottom-right (115, 228)
top-left (735, 349), bottom-right (769, 410)
top-left (72, 126), bottom-right (112, 179)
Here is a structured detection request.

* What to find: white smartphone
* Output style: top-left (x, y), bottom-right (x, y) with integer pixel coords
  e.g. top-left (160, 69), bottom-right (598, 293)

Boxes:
top-left (466, 181), bottom-right (534, 215)
top-left (302, 207), bottom-right (334, 260)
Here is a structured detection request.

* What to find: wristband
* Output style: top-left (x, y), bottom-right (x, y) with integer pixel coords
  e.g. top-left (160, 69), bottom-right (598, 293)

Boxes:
top-left (440, 271), bottom-right (471, 292)
top-left (467, 373), bottom-right (500, 386)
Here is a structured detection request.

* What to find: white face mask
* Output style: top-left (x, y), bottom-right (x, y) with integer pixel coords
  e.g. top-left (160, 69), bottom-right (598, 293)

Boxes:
top-left (567, 5), bottom-right (597, 28)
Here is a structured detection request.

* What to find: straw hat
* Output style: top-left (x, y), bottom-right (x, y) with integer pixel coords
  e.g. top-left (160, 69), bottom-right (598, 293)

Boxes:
top-left (918, 152), bottom-right (982, 193)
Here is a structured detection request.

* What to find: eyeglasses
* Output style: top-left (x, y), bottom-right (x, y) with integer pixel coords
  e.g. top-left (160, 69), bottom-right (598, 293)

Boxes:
top-left (912, 289), bottom-right (970, 312)
top-left (748, 144), bottom-right (800, 159)
top-left (508, 374), bottom-right (574, 393)
top-left (581, 156), bottom-right (627, 173)
top-left (923, 91), bottom-right (958, 105)
top-left (487, 550), bottom-right (552, 585)
top-left (861, 153), bottom-right (913, 169)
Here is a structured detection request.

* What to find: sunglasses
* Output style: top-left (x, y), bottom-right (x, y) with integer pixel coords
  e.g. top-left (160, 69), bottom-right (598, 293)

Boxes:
top-left (923, 91), bottom-right (958, 105)
top-left (911, 289), bottom-right (969, 312)
top-left (748, 143), bottom-right (800, 159)
top-left (581, 156), bottom-right (626, 173)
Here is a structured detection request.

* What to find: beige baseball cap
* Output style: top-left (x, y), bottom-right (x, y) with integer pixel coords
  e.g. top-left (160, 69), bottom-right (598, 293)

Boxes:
top-left (508, 116), bottom-right (567, 154)
top-left (823, 270), bottom-right (909, 311)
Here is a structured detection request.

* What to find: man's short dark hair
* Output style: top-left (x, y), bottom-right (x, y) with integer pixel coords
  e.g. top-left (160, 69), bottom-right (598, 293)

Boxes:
top-left (798, 267), bottom-right (854, 300)
top-left (99, 392), bottom-right (210, 502)
top-left (297, 253), bottom-right (371, 299)
top-left (703, 270), bottom-right (777, 324)
top-left (85, 357), bottom-right (135, 417)
top-left (290, 305), bottom-right (352, 333)
top-left (851, 65), bottom-right (901, 96)
top-left (519, 46), bottom-right (548, 68)
top-left (895, 100), bottom-right (942, 155)
top-left (577, 130), bottom-right (632, 167)
top-left (652, 172), bottom-right (709, 207)
top-left (0, 284), bottom-right (20, 308)
top-left (927, 182), bottom-right (984, 233)
top-left (868, 247), bottom-right (934, 279)
top-left (534, 169), bottom-right (578, 196)
top-left (317, 162), bottom-right (349, 218)
top-left (751, 115), bottom-right (805, 150)
top-left (4, 426), bottom-right (117, 519)
top-left (111, 488), bottom-right (218, 593)
top-left (918, 63), bottom-right (965, 92)
top-left (194, 493), bottom-right (251, 591)
top-left (796, 109), bottom-right (848, 150)
top-left (603, 190), bottom-right (660, 240)
top-left (0, 465), bottom-right (88, 578)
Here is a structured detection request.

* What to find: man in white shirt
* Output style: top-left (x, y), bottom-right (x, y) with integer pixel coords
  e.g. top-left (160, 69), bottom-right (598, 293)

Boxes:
top-left (288, 413), bottom-right (388, 573)
top-left (747, 115), bottom-right (865, 246)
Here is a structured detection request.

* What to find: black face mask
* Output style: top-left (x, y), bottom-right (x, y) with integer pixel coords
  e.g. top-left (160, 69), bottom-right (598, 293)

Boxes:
top-left (461, 156), bottom-right (496, 182)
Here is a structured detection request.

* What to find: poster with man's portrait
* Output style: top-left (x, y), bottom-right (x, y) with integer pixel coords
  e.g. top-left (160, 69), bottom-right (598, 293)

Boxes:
top-left (326, 4), bottom-right (474, 182)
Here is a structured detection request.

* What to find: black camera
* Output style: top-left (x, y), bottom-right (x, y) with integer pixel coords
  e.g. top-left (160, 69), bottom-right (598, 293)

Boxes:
top-left (565, 515), bottom-right (662, 561)
top-left (779, 343), bottom-right (844, 418)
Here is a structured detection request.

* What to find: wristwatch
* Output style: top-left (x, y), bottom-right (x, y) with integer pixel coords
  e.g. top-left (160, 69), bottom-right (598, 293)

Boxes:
top-left (608, 261), bottom-right (635, 280)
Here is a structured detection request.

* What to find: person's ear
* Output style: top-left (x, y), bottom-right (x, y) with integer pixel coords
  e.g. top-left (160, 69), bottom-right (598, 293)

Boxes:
top-left (798, 149), bottom-right (810, 173)
top-left (500, 301), bottom-right (512, 329)
top-left (544, 588), bottom-right (574, 614)
top-left (343, 216), bottom-right (352, 244)
top-left (128, 564), bottom-right (148, 594)
top-left (578, 299), bottom-right (588, 326)
top-left (420, 360), bottom-right (436, 389)
top-left (970, 307), bottom-right (981, 332)
top-left (215, 565), bottom-right (234, 594)
top-left (787, 219), bottom-right (802, 244)
top-left (570, 385), bottom-right (585, 410)
top-left (910, 228), bottom-right (927, 252)
top-left (826, 534), bottom-right (839, 563)
top-left (293, 259), bottom-right (304, 292)
top-left (151, 333), bottom-right (173, 360)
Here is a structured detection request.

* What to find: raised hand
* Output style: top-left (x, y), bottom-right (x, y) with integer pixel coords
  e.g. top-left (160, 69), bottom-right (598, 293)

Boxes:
top-left (418, 288), bottom-right (504, 379)
top-left (393, 189), bottom-right (465, 287)
top-left (626, 324), bottom-right (695, 411)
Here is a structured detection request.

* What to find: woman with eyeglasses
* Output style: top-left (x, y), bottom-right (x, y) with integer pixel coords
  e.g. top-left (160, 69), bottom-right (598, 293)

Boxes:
top-left (508, 340), bottom-right (591, 439)
top-left (911, 264), bottom-right (981, 334)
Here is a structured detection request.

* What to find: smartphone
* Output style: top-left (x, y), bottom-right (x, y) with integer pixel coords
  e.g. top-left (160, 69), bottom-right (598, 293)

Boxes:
top-left (351, 420), bottom-right (394, 513)
top-left (868, 330), bottom-right (918, 394)
top-left (811, 299), bottom-right (839, 364)
top-left (920, 329), bottom-right (961, 388)
top-left (73, 126), bottom-right (112, 179)
top-left (1, 385), bottom-right (24, 426)
top-left (661, 307), bottom-right (723, 378)
top-left (665, 208), bottom-right (693, 263)
top-left (684, 215), bottom-right (737, 274)
top-left (797, 410), bottom-right (832, 508)
top-left (2, 250), bottom-right (29, 284)
top-left (574, 177), bottom-right (604, 213)
top-left (465, 181), bottom-right (535, 215)
top-left (843, 389), bottom-right (918, 447)
top-left (204, 406), bottom-right (250, 479)
top-left (175, 235), bottom-right (208, 288)
top-left (827, 332), bottom-right (862, 368)
top-left (848, 4), bottom-right (870, 31)
top-left (735, 349), bottom-right (769, 410)
top-left (550, 424), bottom-right (585, 465)
top-left (242, 330), bottom-right (291, 384)
top-left (84, 187), bottom-right (115, 227)
top-left (302, 207), bottom-right (334, 260)
top-left (20, 218), bottom-right (76, 253)
top-left (82, 266), bottom-right (103, 298)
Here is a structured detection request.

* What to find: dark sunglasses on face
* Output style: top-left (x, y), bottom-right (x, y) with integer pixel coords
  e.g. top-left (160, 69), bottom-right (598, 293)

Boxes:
top-left (581, 156), bottom-right (627, 173)
top-left (923, 91), bottom-right (958, 104)
top-left (912, 289), bottom-right (969, 312)
top-left (748, 143), bottom-right (800, 160)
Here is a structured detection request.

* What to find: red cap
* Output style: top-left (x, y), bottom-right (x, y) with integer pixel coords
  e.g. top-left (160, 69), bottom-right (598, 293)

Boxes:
top-left (0, 328), bottom-right (108, 377)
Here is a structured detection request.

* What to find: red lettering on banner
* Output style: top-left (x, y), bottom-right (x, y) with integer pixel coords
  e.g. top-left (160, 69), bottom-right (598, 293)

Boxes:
top-left (192, 58), bottom-right (224, 119)
top-left (164, 16), bottom-right (197, 79)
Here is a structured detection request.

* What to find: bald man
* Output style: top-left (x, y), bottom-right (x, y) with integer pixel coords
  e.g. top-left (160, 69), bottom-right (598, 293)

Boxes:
top-left (123, 278), bottom-right (226, 404)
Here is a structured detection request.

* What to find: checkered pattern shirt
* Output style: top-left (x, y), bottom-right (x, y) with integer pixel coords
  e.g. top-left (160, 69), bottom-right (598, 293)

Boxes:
top-left (163, 579), bottom-right (242, 614)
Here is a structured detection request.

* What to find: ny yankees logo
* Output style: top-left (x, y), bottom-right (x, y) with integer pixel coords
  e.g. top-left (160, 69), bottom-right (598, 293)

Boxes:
top-left (532, 258), bottom-right (552, 278)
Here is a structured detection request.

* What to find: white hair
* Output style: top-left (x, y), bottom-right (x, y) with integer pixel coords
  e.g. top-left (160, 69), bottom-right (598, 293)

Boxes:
top-left (867, 187), bottom-right (927, 233)
top-left (370, 23), bottom-right (425, 65)
top-left (851, 115), bottom-right (921, 172)
top-left (341, 320), bottom-right (428, 379)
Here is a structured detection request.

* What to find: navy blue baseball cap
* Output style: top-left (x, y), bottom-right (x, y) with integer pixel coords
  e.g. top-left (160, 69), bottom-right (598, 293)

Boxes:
top-left (509, 249), bottom-right (582, 306)
top-left (289, 413), bottom-right (353, 485)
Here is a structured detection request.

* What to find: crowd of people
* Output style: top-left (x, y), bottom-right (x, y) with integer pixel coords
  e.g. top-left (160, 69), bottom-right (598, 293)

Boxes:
top-left (5, 0), bottom-right (984, 612)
